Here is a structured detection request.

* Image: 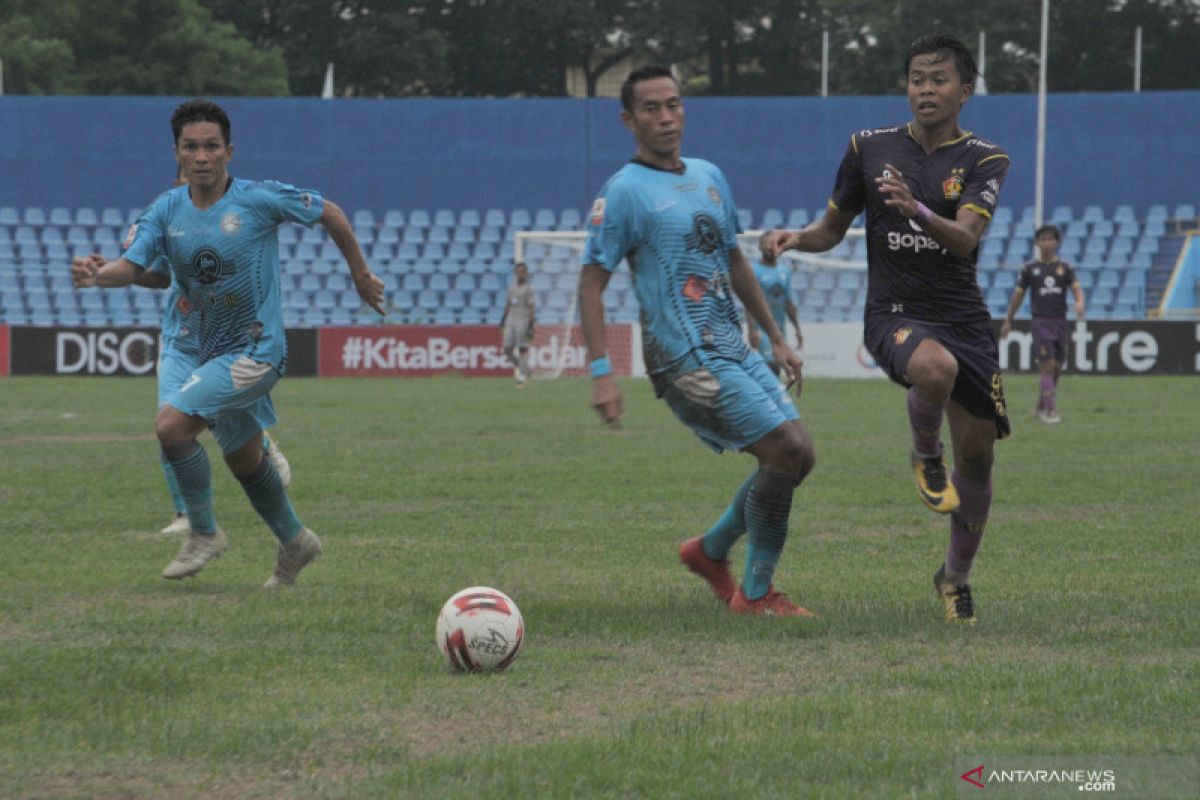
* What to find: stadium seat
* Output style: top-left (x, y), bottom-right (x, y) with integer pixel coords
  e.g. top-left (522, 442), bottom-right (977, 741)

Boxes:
top-left (532, 209), bottom-right (555, 229)
top-left (433, 209), bottom-right (456, 228)
top-left (736, 209), bottom-right (752, 229)
top-left (1097, 270), bottom-right (1121, 289)
top-left (1049, 206), bottom-right (1073, 225)
top-left (559, 208), bottom-right (582, 229)
top-left (1059, 238), bottom-right (1081, 259)
top-left (1083, 239), bottom-right (1108, 258)
top-left (353, 225), bottom-right (375, 245)
top-left (477, 226), bottom-right (501, 244)
top-left (812, 272), bottom-right (835, 291)
top-left (1091, 220), bottom-right (1113, 239)
top-left (383, 209), bottom-right (405, 228)
top-left (421, 243), bottom-right (445, 261)
top-left (785, 208), bottom-right (810, 228)
top-left (23, 208), bottom-right (46, 226)
top-left (428, 273), bottom-right (450, 293)
top-left (484, 209), bottom-right (506, 228)
top-left (509, 209), bottom-right (531, 228)
top-left (1142, 220), bottom-right (1165, 238)
top-left (401, 273), bottom-right (424, 292)
top-left (1130, 253), bottom-right (1152, 271)
top-left (48, 208), bottom-right (72, 227)
top-left (1146, 205), bottom-right (1168, 223)
top-left (1065, 220), bottom-right (1088, 239)
top-left (459, 209), bottom-right (481, 228)
top-left (1135, 237), bottom-right (1159, 256)
top-left (352, 209), bottom-right (375, 228)
top-left (408, 209), bottom-right (431, 228)
top-left (0, 207), bottom-right (20, 226)
top-left (100, 208), bottom-right (123, 227)
top-left (985, 222), bottom-right (1010, 240)
top-left (1103, 253), bottom-right (1130, 270)
top-left (1113, 205), bottom-right (1136, 224)
top-left (1081, 205), bottom-right (1105, 224)
top-left (427, 226), bottom-right (450, 245)
top-left (993, 206), bottom-right (1014, 226)
top-left (1174, 204), bottom-right (1197, 221)
top-left (1090, 287), bottom-right (1115, 306)
top-left (369, 243), bottom-right (394, 262)
top-left (314, 290), bottom-right (337, 310)
top-left (992, 271), bottom-right (1016, 291)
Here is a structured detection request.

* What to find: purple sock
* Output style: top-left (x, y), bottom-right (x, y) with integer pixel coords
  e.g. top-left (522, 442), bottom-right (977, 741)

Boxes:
top-left (1039, 373), bottom-right (1056, 412)
top-left (907, 388), bottom-right (944, 457)
top-left (946, 471), bottom-right (992, 583)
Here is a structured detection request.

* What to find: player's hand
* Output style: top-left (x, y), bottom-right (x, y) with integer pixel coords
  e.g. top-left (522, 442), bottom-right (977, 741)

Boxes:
top-left (354, 269), bottom-right (386, 315)
top-left (1075, 303), bottom-right (1086, 320)
top-left (760, 229), bottom-right (801, 260)
top-left (590, 374), bottom-right (623, 428)
top-left (876, 163), bottom-right (918, 218)
top-left (772, 341), bottom-right (805, 398)
top-left (1000, 319), bottom-right (1012, 339)
top-left (71, 254), bottom-right (103, 288)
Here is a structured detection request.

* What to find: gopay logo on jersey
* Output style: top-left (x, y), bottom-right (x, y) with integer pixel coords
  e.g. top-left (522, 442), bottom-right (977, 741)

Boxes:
top-left (887, 219), bottom-right (946, 254)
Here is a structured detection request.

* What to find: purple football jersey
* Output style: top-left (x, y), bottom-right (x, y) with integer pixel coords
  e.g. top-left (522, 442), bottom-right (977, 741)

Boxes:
top-left (1019, 259), bottom-right (1077, 318)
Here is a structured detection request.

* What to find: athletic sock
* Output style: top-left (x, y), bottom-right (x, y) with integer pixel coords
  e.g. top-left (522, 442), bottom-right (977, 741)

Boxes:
top-left (518, 349), bottom-right (531, 380)
top-left (742, 470), bottom-right (798, 600)
top-left (164, 443), bottom-right (217, 534)
top-left (237, 456), bottom-right (303, 545)
top-left (1039, 373), bottom-right (1056, 413)
top-left (160, 449), bottom-right (187, 515)
top-left (907, 388), bottom-right (945, 457)
top-left (945, 470), bottom-right (992, 584)
top-left (701, 471), bottom-right (756, 560)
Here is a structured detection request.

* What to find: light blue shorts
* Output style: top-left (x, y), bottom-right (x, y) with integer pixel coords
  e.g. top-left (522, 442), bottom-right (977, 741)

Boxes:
top-left (158, 347), bottom-right (202, 407)
top-left (164, 353), bottom-right (279, 454)
top-left (656, 351), bottom-right (800, 453)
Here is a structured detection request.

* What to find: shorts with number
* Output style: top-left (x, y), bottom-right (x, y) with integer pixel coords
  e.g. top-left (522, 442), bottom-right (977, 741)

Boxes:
top-left (1031, 317), bottom-right (1069, 366)
top-left (165, 353), bottom-right (280, 453)
top-left (653, 351), bottom-right (800, 453)
top-left (502, 323), bottom-right (532, 350)
top-left (864, 315), bottom-right (1011, 439)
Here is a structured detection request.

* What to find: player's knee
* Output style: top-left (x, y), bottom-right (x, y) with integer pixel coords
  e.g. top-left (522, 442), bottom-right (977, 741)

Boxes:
top-left (909, 345), bottom-right (957, 395)
top-left (956, 448), bottom-right (994, 483)
top-left (155, 410), bottom-right (189, 452)
top-left (773, 424), bottom-right (815, 483)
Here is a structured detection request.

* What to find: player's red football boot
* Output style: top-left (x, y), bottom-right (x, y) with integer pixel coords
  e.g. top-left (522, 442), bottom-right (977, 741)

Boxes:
top-left (729, 586), bottom-right (817, 618)
top-left (679, 536), bottom-right (735, 604)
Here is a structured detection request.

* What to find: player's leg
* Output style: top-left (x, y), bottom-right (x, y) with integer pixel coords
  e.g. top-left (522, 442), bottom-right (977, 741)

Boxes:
top-left (502, 326), bottom-right (520, 382)
top-left (157, 402), bottom-right (226, 579)
top-left (1037, 358), bottom-right (1060, 423)
top-left (157, 349), bottom-right (194, 534)
top-left (159, 450), bottom-right (190, 533)
top-left (261, 429), bottom-right (292, 486)
top-left (936, 403), bottom-right (996, 624)
top-left (516, 345), bottom-right (531, 385)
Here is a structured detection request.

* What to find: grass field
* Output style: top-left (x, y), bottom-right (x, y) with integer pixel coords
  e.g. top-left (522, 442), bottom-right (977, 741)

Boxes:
top-left (1, 374), bottom-right (1197, 799)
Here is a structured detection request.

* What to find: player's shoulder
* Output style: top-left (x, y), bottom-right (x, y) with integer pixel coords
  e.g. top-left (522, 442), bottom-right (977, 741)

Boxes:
top-left (683, 157), bottom-right (723, 178)
top-left (144, 184), bottom-right (187, 216)
top-left (958, 132), bottom-right (1009, 162)
top-left (850, 124), bottom-right (906, 152)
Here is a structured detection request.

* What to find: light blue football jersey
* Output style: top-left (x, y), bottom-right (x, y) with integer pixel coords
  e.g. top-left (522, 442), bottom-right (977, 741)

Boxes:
top-left (584, 158), bottom-right (748, 379)
top-left (125, 178), bottom-right (323, 370)
top-left (752, 261), bottom-right (792, 343)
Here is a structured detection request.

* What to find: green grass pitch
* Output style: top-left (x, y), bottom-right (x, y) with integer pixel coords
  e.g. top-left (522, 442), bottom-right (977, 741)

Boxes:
top-left (1, 374), bottom-right (1197, 798)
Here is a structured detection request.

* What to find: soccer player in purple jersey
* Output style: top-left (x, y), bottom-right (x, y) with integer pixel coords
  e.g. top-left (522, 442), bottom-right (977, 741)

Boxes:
top-left (1000, 224), bottom-right (1085, 424)
top-left (580, 66), bottom-right (817, 617)
top-left (762, 33), bottom-right (1010, 624)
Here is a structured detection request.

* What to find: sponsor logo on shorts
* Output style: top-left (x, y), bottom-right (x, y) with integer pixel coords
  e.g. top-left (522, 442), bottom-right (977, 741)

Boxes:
top-left (893, 326), bottom-right (913, 345)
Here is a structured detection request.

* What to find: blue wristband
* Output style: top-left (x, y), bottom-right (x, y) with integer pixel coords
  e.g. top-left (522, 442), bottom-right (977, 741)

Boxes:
top-left (589, 356), bottom-right (613, 379)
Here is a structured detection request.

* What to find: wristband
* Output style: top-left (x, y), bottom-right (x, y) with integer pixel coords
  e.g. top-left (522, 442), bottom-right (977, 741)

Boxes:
top-left (589, 356), bottom-right (613, 379)
top-left (915, 201), bottom-right (932, 223)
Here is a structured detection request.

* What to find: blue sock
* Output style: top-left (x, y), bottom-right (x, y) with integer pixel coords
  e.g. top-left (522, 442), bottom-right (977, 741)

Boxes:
top-left (165, 444), bottom-right (217, 534)
top-left (742, 470), bottom-right (798, 600)
top-left (237, 456), bottom-right (303, 545)
top-left (160, 449), bottom-right (186, 515)
top-left (702, 471), bottom-right (757, 560)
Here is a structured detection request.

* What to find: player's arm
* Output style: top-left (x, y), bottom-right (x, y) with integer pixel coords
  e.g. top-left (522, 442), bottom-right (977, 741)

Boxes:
top-left (1071, 281), bottom-right (1086, 319)
top-left (498, 302), bottom-right (508, 330)
top-left (875, 162), bottom-right (989, 258)
top-left (999, 286), bottom-right (1027, 339)
top-left (761, 206), bottom-right (856, 259)
top-left (730, 249), bottom-right (804, 393)
top-left (134, 270), bottom-right (171, 289)
top-left (786, 300), bottom-right (803, 349)
top-left (71, 254), bottom-right (147, 289)
top-left (746, 320), bottom-right (761, 350)
top-left (579, 263), bottom-right (622, 426)
top-left (318, 198), bottom-right (385, 314)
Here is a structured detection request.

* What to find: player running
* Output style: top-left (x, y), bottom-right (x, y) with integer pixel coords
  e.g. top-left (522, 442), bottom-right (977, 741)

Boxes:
top-left (745, 249), bottom-right (802, 377)
top-left (580, 65), bottom-right (817, 617)
top-left (762, 33), bottom-right (1010, 624)
top-left (71, 98), bottom-right (384, 586)
top-left (1000, 224), bottom-right (1085, 424)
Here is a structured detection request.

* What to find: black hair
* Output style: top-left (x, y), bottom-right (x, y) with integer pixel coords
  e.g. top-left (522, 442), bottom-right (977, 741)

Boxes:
top-left (904, 33), bottom-right (979, 85)
top-left (620, 64), bottom-right (678, 112)
top-left (171, 98), bottom-right (231, 146)
top-left (1035, 224), bottom-right (1062, 240)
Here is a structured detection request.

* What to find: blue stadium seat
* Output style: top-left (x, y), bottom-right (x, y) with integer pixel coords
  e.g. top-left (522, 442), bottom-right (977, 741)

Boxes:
top-left (408, 209), bottom-right (431, 228)
top-left (100, 208), bottom-right (124, 227)
top-left (380, 209), bottom-right (404, 228)
top-left (468, 290), bottom-right (492, 310)
top-left (286, 292), bottom-right (310, 311)
top-left (1115, 221), bottom-right (1139, 239)
top-left (23, 208), bottom-right (46, 226)
top-left (427, 226), bottom-right (450, 245)
top-left (992, 271), bottom-right (1016, 291)
top-left (1083, 238), bottom-right (1108, 257)
top-left (835, 272), bottom-right (860, 290)
top-left (509, 209), bottom-right (531, 228)
top-left (1130, 253), bottom-right (1152, 270)
top-left (1109, 236), bottom-right (1134, 255)
top-left (353, 225), bottom-right (375, 245)
top-left (75, 208), bottom-right (99, 227)
top-left (479, 273), bottom-right (502, 293)
top-left (981, 239), bottom-right (1004, 258)
top-left (1081, 205), bottom-right (1105, 224)
top-left (483, 209), bottom-right (506, 228)
top-left (1142, 219), bottom-right (1165, 238)
top-left (299, 274), bottom-right (322, 293)
top-left (1065, 220), bottom-right (1088, 239)
top-left (1059, 238), bottom-right (1081, 259)
top-left (477, 226), bottom-right (502, 244)
top-left (1113, 205), bottom-right (1136, 224)
top-left (300, 308), bottom-right (327, 327)
top-left (1091, 220), bottom-right (1113, 239)
top-left (1103, 253), bottom-right (1129, 270)
top-left (421, 243), bottom-right (445, 260)
top-left (786, 208), bottom-right (810, 228)
top-left (433, 209), bottom-right (455, 228)
top-left (14, 226), bottom-right (37, 245)
top-left (812, 272), bottom-right (836, 291)
top-left (325, 274), bottom-right (348, 293)
top-left (1174, 204), bottom-right (1197, 221)
top-left (993, 206), bottom-right (1014, 226)
top-left (428, 273), bottom-right (450, 292)
top-left (736, 209), bottom-right (752, 229)
top-left (1146, 205), bottom-right (1168, 223)
top-left (314, 290), bottom-right (336, 310)
top-left (985, 221), bottom-right (1010, 240)
top-left (559, 208), bottom-right (582, 229)
top-left (443, 290), bottom-right (466, 311)
top-left (390, 290), bottom-right (414, 311)
top-left (49, 208), bottom-right (72, 227)
top-left (1049, 206), bottom-right (1073, 225)
top-left (459, 209), bottom-right (482, 228)
top-left (1135, 237), bottom-right (1159, 256)
top-left (328, 308), bottom-right (352, 326)
top-left (1090, 287), bottom-right (1114, 306)
top-left (0, 207), bottom-right (20, 226)
top-left (452, 273), bottom-right (475, 292)
top-left (369, 243), bottom-right (394, 262)
top-left (417, 289), bottom-right (440, 311)
top-left (1097, 270), bottom-right (1121, 289)
top-left (352, 209), bottom-right (375, 228)
top-left (532, 209), bottom-right (556, 229)
top-left (401, 273), bottom-right (424, 292)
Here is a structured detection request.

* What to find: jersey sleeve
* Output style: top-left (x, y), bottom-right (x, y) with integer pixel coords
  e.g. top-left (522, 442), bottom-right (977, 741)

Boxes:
top-left (1017, 264), bottom-right (1034, 290)
top-left (960, 150), bottom-right (1011, 219)
top-left (1064, 262), bottom-right (1079, 285)
top-left (248, 180), bottom-right (325, 227)
top-left (583, 177), bottom-right (638, 272)
top-left (710, 164), bottom-right (742, 249)
top-left (121, 202), bottom-right (167, 270)
top-left (829, 136), bottom-right (866, 216)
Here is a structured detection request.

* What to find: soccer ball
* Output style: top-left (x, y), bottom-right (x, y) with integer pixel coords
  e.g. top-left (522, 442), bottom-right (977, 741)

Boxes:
top-left (435, 586), bottom-right (524, 672)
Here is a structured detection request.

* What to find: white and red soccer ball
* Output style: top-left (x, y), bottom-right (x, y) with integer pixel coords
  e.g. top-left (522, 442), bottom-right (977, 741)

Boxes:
top-left (436, 586), bottom-right (524, 672)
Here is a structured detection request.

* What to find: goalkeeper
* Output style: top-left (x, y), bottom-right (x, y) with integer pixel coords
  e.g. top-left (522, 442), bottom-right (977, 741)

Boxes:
top-left (499, 261), bottom-right (537, 386)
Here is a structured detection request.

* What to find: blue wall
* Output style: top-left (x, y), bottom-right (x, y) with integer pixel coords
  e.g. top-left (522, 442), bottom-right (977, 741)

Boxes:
top-left (1, 92), bottom-right (1196, 218)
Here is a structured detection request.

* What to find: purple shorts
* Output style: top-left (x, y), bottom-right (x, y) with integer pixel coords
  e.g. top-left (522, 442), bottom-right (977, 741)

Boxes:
top-left (864, 315), bottom-right (1011, 440)
top-left (1032, 317), bottom-right (1070, 366)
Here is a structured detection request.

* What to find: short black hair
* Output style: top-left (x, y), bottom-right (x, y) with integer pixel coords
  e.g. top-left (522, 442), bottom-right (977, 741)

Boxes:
top-left (1035, 224), bottom-right (1062, 240)
top-left (904, 33), bottom-right (979, 85)
top-left (620, 64), bottom-right (678, 112)
top-left (171, 98), bottom-right (231, 146)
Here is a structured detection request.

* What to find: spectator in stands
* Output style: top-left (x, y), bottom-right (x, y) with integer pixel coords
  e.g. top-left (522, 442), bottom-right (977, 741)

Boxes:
top-left (70, 98), bottom-right (383, 586)
top-left (580, 64), bottom-right (817, 617)
top-left (498, 261), bottom-right (536, 386)
top-left (746, 250), bottom-right (803, 377)
top-left (762, 33), bottom-right (1010, 624)
top-left (128, 165), bottom-right (293, 535)
top-left (999, 224), bottom-right (1085, 424)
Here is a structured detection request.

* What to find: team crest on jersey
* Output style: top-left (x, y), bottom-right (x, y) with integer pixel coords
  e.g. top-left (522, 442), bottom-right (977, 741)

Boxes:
top-left (123, 223), bottom-right (138, 250)
top-left (220, 212), bottom-right (242, 235)
top-left (191, 246), bottom-right (232, 285)
top-left (590, 197), bottom-right (606, 226)
top-left (1056, 265), bottom-right (1065, 276)
top-left (706, 186), bottom-right (722, 206)
top-left (893, 326), bottom-right (913, 345)
top-left (300, 192), bottom-right (313, 209)
top-left (684, 212), bottom-right (723, 255)
top-left (942, 168), bottom-right (965, 199)
top-left (177, 297), bottom-right (192, 314)
top-left (682, 275), bottom-right (709, 302)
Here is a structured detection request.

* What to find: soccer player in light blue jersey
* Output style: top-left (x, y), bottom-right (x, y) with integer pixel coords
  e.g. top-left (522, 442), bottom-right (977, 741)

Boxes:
top-left (71, 99), bottom-right (384, 586)
top-left (579, 66), bottom-right (817, 617)
top-left (745, 250), bottom-right (802, 377)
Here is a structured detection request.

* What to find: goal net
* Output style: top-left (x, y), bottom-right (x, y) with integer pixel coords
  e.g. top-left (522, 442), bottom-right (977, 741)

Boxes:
top-left (514, 227), bottom-right (866, 378)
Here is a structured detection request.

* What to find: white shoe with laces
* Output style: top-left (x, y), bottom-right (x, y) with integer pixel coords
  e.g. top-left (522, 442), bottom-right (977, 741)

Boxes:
top-left (264, 528), bottom-right (322, 588)
top-left (162, 529), bottom-right (227, 579)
